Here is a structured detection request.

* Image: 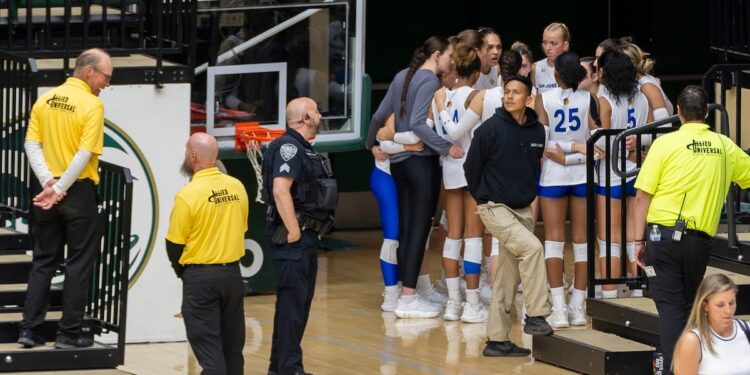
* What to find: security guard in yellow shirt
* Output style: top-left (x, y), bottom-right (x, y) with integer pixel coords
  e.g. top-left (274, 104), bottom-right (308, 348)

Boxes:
top-left (263, 97), bottom-right (336, 375)
top-left (633, 85), bottom-right (750, 373)
top-left (166, 132), bottom-right (249, 375)
top-left (19, 48), bottom-right (112, 349)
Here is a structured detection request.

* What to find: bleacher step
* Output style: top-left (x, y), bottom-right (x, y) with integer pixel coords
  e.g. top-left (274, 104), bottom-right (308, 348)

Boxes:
top-left (0, 254), bottom-right (32, 284)
top-left (0, 283), bottom-right (62, 308)
top-left (0, 228), bottom-right (29, 252)
top-left (533, 329), bottom-right (654, 375)
top-left (0, 342), bottom-right (119, 372)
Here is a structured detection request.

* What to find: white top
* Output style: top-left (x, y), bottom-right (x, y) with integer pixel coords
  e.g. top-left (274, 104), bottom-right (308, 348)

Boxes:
top-left (435, 86), bottom-right (473, 189)
top-left (473, 66), bottom-right (500, 90)
top-left (481, 86), bottom-right (504, 122)
top-left (692, 320), bottom-right (750, 375)
top-left (540, 88), bottom-right (591, 186)
top-left (597, 87), bottom-right (649, 186)
top-left (639, 74), bottom-right (673, 115)
top-left (534, 58), bottom-right (558, 93)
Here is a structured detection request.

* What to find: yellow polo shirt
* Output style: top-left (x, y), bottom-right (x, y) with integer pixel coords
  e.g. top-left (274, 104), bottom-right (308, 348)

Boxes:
top-left (25, 77), bottom-right (104, 184)
top-left (635, 122), bottom-right (750, 236)
top-left (166, 167), bottom-right (249, 264)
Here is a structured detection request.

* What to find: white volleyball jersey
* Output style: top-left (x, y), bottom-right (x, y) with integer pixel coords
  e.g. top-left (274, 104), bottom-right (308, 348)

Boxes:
top-left (473, 66), bottom-right (499, 90)
top-left (692, 320), bottom-right (750, 375)
top-left (481, 86), bottom-right (504, 122)
top-left (597, 87), bottom-right (649, 186)
top-left (534, 58), bottom-right (558, 93)
top-left (540, 88), bottom-right (591, 186)
top-left (436, 86), bottom-right (473, 189)
top-left (639, 74), bottom-right (673, 115)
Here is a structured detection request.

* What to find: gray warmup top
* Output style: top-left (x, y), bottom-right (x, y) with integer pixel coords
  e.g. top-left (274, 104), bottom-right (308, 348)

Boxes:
top-left (366, 68), bottom-right (453, 163)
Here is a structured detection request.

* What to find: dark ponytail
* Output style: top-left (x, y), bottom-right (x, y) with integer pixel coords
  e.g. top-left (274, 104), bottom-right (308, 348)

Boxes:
top-left (598, 49), bottom-right (638, 105)
top-left (499, 49), bottom-right (522, 82)
top-left (400, 36), bottom-right (449, 117)
top-left (554, 51), bottom-right (586, 90)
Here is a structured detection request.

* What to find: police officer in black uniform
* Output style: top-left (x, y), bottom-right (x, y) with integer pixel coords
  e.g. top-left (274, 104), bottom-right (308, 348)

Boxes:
top-left (263, 97), bottom-right (336, 375)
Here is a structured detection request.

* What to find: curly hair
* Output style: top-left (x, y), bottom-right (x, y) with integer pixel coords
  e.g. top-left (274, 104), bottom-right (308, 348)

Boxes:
top-left (400, 36), bottom-right (450, 117)
top-left (555, 51), bottom-right (586, 90)
top-left (598, 49), bottom-right (638, 105)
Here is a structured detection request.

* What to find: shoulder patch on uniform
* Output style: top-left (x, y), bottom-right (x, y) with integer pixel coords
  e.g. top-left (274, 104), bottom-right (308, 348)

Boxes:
top-left (279, 163), bottom-right (290, 173)
top-left (280, 143), bottom-right (298, 161)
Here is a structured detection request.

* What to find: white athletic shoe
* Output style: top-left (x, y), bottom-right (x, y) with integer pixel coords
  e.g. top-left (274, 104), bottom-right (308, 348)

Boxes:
top-left (547, 307), bottom-right (570, 328)
top-left (443, 300), bottom-right (463, 321)
top-left (461, 302), bottom-right (489, 323)
top-left (568, 305), bottom-right (587, 326)
top-left (381, 288), bottom-right (400, 312)
top-left (630, 289), bottom-right (644, 298)
top-left (418, 286), bottom-right (448, 307)
top-left (394, 297), bottom-right (441, 319)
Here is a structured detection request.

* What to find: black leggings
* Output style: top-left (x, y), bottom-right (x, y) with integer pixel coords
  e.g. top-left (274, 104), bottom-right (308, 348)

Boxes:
top-left (390, 155), bottom-right (441, 289)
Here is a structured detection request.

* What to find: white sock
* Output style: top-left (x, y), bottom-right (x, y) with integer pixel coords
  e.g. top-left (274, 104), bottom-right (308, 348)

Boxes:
top-left (446, 277), bottom-right (461, 302)
top-left (466, 288), bottom-right (480, 306)
top-left (602, 289), bottom-right (618, 299)
top-left (569, 288), bottom-right (586, 308)
top-left (417, 274), bottom-right (432, 293)
top-left (385, 285), bottom-right (400, 295)
top-left (550, 287), bottom-right (565, 309)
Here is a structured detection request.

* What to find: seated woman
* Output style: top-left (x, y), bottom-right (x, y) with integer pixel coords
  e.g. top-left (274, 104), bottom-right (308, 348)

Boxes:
top-left (672, 273), bottom-right (750, 375)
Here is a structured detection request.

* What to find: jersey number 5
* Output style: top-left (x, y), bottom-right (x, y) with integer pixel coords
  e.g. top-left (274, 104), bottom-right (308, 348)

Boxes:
top-left (627, 108), bottom-right (636, 128)
top-left (553, 108), bottom-right (581, 132)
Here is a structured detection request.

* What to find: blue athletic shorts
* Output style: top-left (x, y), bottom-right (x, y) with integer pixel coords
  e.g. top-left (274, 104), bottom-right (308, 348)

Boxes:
top-left (538, 183), bottom-right (588, 198)
top-left (596, 179), bottom-right (636, 199)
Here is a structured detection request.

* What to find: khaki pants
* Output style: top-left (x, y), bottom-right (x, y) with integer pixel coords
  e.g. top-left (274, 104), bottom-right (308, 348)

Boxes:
top-left (477, 202), bottom-right (550, 342)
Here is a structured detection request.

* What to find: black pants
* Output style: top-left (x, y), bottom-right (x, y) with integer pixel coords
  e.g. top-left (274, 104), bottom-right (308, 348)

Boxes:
top-left (182, 263), bottom-right (246, 375)
top-left (390, 155), bottom-right (441, 289)
top-left (22, 180), bottom-right (100, 337)
top-left (644, 224), bottom-right (713, 375)
top-left (266, 226), bottom-right (319, 375)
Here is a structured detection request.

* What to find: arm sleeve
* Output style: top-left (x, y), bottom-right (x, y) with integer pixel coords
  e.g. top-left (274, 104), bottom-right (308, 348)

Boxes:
top-left (24, 141), bottom-right (53, 187)
top-left (165, 239), bottom-right (185, 278)
top-left (379, 141), bottom-right (406, 154)
top-left (52, 150), bottom-right (92, 194)
top-left (410, 81), bottom-right (452, 155)
top-left (365, 81), bottom-right (397, 149)
top-left (464, 127), bottom-right (489, 197)
top-left (439, 109), bottom-right (481, 142)
top-left (393, 131), bottom-right (420, 145)
top-left (545, 140), bottom-right (574, 152)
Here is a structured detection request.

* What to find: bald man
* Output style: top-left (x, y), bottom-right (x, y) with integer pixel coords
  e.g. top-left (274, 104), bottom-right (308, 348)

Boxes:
top-left (20, 48), bottom-right (113, 349)
top-left (166, 132), bottom-right (249, 374)
top-left (263, 97), bottom-right (336, 375)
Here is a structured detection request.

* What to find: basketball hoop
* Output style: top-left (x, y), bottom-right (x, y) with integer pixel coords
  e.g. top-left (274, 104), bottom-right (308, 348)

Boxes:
top-left (235, 122), bottom-right (285, 203)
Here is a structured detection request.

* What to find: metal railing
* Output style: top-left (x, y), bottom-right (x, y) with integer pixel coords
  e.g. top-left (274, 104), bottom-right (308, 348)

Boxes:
top-left (1, 0), bottom-right (196, 83)
top-left (709, 0), bottom-right (750, 60)
top-left (0, 51), bottom-right (37, 221)
top-left (87, 159), bottom-right (132, 361)
top-left (585, 121), bottom-right (678, 298)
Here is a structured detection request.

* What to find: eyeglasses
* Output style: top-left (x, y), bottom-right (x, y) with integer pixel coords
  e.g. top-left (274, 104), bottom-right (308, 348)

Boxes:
top-left (91, 66), bottom-right (112, 82)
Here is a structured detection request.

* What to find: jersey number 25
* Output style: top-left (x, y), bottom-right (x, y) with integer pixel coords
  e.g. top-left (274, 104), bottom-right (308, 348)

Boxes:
top-left (553, 108), bottom-right (581, 132)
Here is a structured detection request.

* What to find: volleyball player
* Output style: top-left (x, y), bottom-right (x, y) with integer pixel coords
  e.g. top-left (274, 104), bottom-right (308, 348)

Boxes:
top-left (531, 23), bottom-right (570, 93)
top-left (534, 51), bottom-right (600, 327)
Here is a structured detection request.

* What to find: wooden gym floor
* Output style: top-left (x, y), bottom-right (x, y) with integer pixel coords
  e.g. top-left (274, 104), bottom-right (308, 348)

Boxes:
top-left (19, 228), bottom-right (584, 374)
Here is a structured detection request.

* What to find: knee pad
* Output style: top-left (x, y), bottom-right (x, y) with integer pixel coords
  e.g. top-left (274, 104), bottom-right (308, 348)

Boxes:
top-left (440, 209), bottom-right (448, 231)
top-left (490, 237), bottom-right (499, 257)
top-left (573, 243), bottom-right (588, 263)
top-left (442, 238), bottom-right (462, 261)
top-left (544, 240), bottom-right (565, 260)
top-left (379, 239), bottom-right (398, 264)
top-left (626, 242), bottom-right (635, 263)
top-left (597, 238), bottom-right (621, 259)
top-left (463, 237), bottom-right (483, 275)
top-left (380, 239), bottom-right (400, 286)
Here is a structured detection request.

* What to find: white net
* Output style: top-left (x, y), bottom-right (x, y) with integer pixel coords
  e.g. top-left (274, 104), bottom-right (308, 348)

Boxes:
top-left (245, 140), bottom-right (266, 203)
